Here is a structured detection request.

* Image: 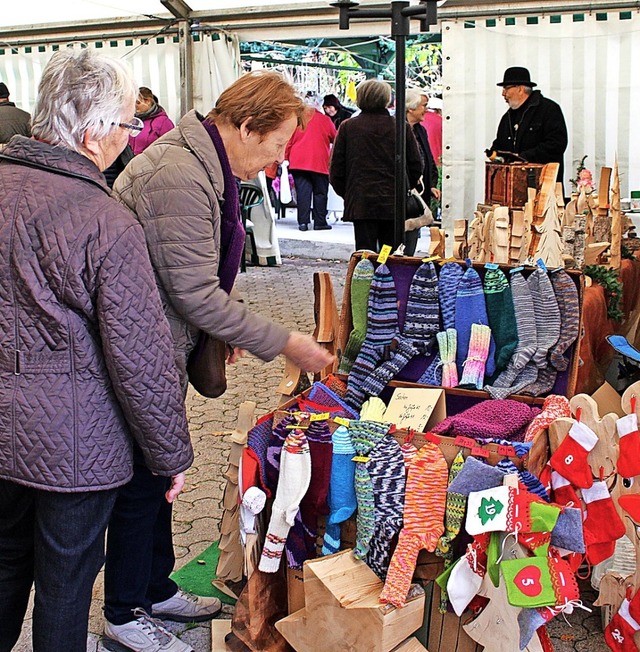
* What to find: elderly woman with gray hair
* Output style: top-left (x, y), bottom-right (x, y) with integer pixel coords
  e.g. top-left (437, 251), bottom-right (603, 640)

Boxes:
top-left (329, 78), bottom-right (422, 253)
top-left (0, 49), bottom-right (193, 652)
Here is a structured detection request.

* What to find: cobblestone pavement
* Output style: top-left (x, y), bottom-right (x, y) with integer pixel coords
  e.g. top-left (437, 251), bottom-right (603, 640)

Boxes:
top-left (14, 257), bottom-right (612, 651)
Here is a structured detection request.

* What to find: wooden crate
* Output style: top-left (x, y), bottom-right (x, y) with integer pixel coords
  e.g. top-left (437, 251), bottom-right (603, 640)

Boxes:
top-left (485, 162), bottom-right (545, 209)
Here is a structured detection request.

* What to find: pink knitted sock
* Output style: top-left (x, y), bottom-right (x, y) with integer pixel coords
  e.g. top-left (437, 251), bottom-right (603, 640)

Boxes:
top-left (459, 324), bottom-right (491, 389)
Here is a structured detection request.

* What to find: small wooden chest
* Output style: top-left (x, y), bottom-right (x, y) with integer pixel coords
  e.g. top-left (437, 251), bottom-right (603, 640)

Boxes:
top-left (485, 162), bottom-right (545, 208)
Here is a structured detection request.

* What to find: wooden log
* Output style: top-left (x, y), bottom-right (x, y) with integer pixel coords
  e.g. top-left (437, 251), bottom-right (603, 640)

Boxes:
top-left (598, 166), bottom-right (612, 217)
top-left (312, 271), bottom-right (340, 381)
top-left (492, 206), bottom-right (510, 264)
top-left (528, 163), bottom-right (559, 258)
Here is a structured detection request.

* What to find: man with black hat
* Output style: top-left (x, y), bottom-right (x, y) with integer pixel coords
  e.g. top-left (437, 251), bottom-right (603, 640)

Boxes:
top-left (488, 66), bottom-right (567, 180)
top-left (0, 82), bottom-right (31, 144)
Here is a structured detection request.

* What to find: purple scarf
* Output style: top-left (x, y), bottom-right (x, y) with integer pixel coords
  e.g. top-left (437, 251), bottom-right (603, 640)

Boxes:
top-left (202, 117), bottom-right (246, 294)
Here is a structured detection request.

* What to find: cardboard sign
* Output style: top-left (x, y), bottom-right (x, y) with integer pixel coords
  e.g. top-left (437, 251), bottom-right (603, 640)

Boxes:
top-left (382, 387), bottom-right (446, 432)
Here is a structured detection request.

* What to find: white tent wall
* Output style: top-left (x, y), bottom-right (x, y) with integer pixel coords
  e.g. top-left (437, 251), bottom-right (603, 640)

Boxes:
top-left (0, 34), bottom-right (240, 123)
top-left (441, 12), bottom-right (640, 230)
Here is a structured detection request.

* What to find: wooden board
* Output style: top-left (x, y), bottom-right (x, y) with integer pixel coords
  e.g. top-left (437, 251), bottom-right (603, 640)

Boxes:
top-left (211, 620), bottom-right (233, 652)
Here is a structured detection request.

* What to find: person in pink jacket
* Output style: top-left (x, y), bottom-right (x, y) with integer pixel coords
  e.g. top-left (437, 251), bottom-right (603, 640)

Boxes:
top-left (129, 87), bottom-right (175, 155)
top-left (285, 105), bottom-right (337, 231)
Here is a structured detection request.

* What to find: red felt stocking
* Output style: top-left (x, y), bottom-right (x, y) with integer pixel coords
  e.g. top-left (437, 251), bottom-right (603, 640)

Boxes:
top-left (549, 421), bottom-right (597, 488)
top-left (550, 470), bottom-right (581, 508)
top-left (605, 598), bottom-right (640, 651)
top-left (616, 413), bottom-right (640, 478)
top-left (582, 480), bottom-right (626, 565)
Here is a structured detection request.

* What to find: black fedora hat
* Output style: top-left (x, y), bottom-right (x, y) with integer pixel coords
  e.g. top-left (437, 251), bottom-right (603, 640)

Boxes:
top-left (497, 66), bottom-right (537, 88)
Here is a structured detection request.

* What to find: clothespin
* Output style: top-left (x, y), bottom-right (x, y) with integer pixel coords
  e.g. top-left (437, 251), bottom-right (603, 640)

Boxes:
top-left (575, 406), bottom-right (582, 423)
top-left (632, 395), bottom-right (637, 414)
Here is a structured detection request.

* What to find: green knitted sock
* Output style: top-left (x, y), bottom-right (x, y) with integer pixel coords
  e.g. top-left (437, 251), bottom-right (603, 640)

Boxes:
top-left (339, 258), bottom-right (375, 374)
top-left (484, 268), bottom-right (518, 379)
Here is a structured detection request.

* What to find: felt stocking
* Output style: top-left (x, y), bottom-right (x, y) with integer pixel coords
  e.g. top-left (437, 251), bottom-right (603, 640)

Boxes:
top-left (259, 431), bottom-right (311, 573)
top-left (365, 436), bottom-right (407, 579)
top-left (338, 257), bottom-right (375, 374)
top-left (447, 455), bottom-right (506, 496)
top-left (605, 598), bottom-right (640, 651)
top-left (443, 539), bottom-right (488, 616)
top-left (550, 470), bottom-right (581, 508)
top-left (322, 426), bottom-right (357, 556)
top-left (380, 443), bottom-right (448, 607)
top-left (549, 421), bottom-right (598, 488)
top-left (459, 324), bottom-right (492, 389)
top-left (616, 413), bottom-right (640, 478)
top-left (550, 506), bottom-right (585, 554)
top-left (582, 480), bottom-right (626, 565)
top-left (346, 263), bottom-right (398, 409)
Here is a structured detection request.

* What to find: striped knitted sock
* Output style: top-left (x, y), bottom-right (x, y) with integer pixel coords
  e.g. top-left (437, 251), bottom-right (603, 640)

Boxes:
top-left (366, 436), bottom-right (407, 580)
top-left (339, 258), bottom-right (375, 374)
top-left (418, 262), bottom-right (464, 385)
top-left (380, 443), bottom-right (448, 607)
top-left (436, 450), bottom-right (466, 559)
top-left (509, 271), bottom-right (538, 370)
top-left (264, 412), bottom-right (297, 495)
top-left (437, 329), bottom-right (458, 387)
top-left (458, 324), bottom-right (492, 389)
top-left (350, 420), bottom-right (392, 560)
top-left (259, 431), bottom-right (311, 573)
top-left (322, 426), bottom-right (357, 556)
top-left (361, 262), bottom-right (439, 395)
top-left (528, 268), bottom-right (561, 368)
top-left (346, 263), bottom-right (398, 409)
top-left (549, 270), bottom-right (580, 371)
top-left (246, 413), bottom-right (275, 496)
top-left (484, 268), bottom-right (518, 377)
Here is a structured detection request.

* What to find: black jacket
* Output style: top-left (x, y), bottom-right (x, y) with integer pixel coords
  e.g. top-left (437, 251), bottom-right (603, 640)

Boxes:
top-left (490, 90), bottom-right (568, 179)
top-left (412, 122), bottom-right (438, 196)
top-left (330, 109), bottom-right (422, 223)
top-left (0, 102), bottom-right (31, 143)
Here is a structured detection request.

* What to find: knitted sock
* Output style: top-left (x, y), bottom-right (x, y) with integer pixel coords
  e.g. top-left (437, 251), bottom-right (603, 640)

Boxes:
top-left (550, 470), bottom-right (581, 508)
top-left (582, 480), bottom-right (626, 564)
top-left (360, 262), bottom-right (439, 394)
top-left (350, 420), bottom-right (392, 560)
top-left (520, 367), bottom-right (558, 397)
top-left (265, 412), bottom-right (297, 495)
top-left (484, 360), bottom-right (539, 400)
top-left (400, 438), bottom-right (418, 469)
top-left (246, 413), bottom-right (275, 496)
top-left (605, 598), bottom-right (640, 651)
top-left (437, 329), bottom-right (458, 388)
top-left (436, 450), bottom-right (466, 559)
top-left (447, 455), bottom-right (506, 495)
top-left (458, 324), bottom-right (492, 389)
top-left (366, 435), bottom-right (407, 580)
top-left (455, 266), bottom-right (496, 377)
top-left (360, 397), bottom-right (387, 422)
top-left (307, 382), bottom-right (360, 419)
top-left (483, 268), bottom-right (518, 376)
top-left (380, 443), bottom-right (448, 607)
top-left (524, 395), bottom-right (572, 443)
top-left (259, 431), bottom-right (311, 573)
top-left (528, 268), bottom-right (561, 369)
top-left (510, 271), bottom-right (538, 370)
top-left (549, 421), bottom-right (598, 488)
top-left (339, 258), bottom-right (375, 374)
top-left (346, 263), bottom-right (398, 409)
top-left (616, 413), bottom-right (640, 478)
top-left (549, 270), bottom-right (580, 371)
top-left (286, 420), bottom-right (332, 568)
top-left (322, 426), bottom-right (357, 556)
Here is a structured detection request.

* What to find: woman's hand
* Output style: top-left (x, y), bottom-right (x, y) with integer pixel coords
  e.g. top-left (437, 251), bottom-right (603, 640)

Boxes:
top-left (165, 472), bottom-right (186, 503)
top-left (227, 346), bottom-right (246, 364)
top-left (282, 332), bottom-right (335, 373)
top-left (431, 187), bottom-right (441, 201)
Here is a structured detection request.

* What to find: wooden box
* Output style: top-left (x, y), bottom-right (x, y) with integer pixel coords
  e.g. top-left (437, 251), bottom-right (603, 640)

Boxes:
top-left (485, 162), bottom-right (545, 209)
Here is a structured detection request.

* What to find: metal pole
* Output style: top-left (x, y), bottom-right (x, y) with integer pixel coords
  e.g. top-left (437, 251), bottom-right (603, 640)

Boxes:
top-left (392, 0), bottom-right (409, 251)
top-left (178, 20), bottom-right (194, 116)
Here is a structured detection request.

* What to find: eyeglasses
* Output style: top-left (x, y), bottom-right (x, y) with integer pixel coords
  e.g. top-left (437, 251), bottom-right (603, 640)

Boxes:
top-left (113, 116), bottom-right (144, 137)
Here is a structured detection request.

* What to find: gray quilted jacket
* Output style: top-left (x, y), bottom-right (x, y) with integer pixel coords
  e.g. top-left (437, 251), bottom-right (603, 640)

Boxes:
top-left (113, 110), bottom-right (289, 385)
top-left (0, 136), bottom-right (193, 492)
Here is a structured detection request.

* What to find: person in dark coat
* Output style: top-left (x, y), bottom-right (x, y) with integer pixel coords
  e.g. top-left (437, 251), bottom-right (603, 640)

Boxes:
top-left (489, 66), bottom-right (568, 180)
top-left (329, 79), bottom-right (422, 253)
top-left (405, 88), bottom-right (440, 255)
top-left (322, 93), bottom-right (354, 128)
top-left (0, 82), bottom-right (31, 143)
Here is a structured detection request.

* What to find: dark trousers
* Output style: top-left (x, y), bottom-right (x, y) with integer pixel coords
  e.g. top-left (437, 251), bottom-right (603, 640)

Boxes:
top-left (353, 220), bottom-right (396, 253)
top-left (292, 171), bottom-right (329, 227)
top-left (104, 445), bottom-right (177, 624)
top-left (404, 228), bottom-right (420, 256)
top-left (0, 479), bottom-right (117, 652)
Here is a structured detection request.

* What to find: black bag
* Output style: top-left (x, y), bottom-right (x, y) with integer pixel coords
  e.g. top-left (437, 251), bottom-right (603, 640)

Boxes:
top-left (186, 332), bottom-right (228, 398)
top-left (406, 189), bottom-right (428, 219)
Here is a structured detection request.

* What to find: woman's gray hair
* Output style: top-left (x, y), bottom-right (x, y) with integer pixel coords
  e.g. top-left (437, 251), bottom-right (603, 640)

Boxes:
top-left (356, 79), bottom-right (392, 112)
top-left (31, 48), bottom-right (137, 153)
top-left (406, 87), bottom-right (427, 111)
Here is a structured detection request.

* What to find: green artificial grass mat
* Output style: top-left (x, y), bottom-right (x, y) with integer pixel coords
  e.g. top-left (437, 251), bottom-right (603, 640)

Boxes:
top-left (170, 540), bottom-right (236, 605)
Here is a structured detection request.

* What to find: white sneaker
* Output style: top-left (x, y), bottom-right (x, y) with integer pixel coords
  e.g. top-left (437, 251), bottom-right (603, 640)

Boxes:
top-left (152, 588), bottom-right (222, 623)
top-left (103, 609), bottom-right (194, 652)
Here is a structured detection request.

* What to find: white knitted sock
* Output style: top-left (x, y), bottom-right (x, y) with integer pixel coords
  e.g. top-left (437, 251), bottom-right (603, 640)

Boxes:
top-left (259, 431), bottom-right (311, 573)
